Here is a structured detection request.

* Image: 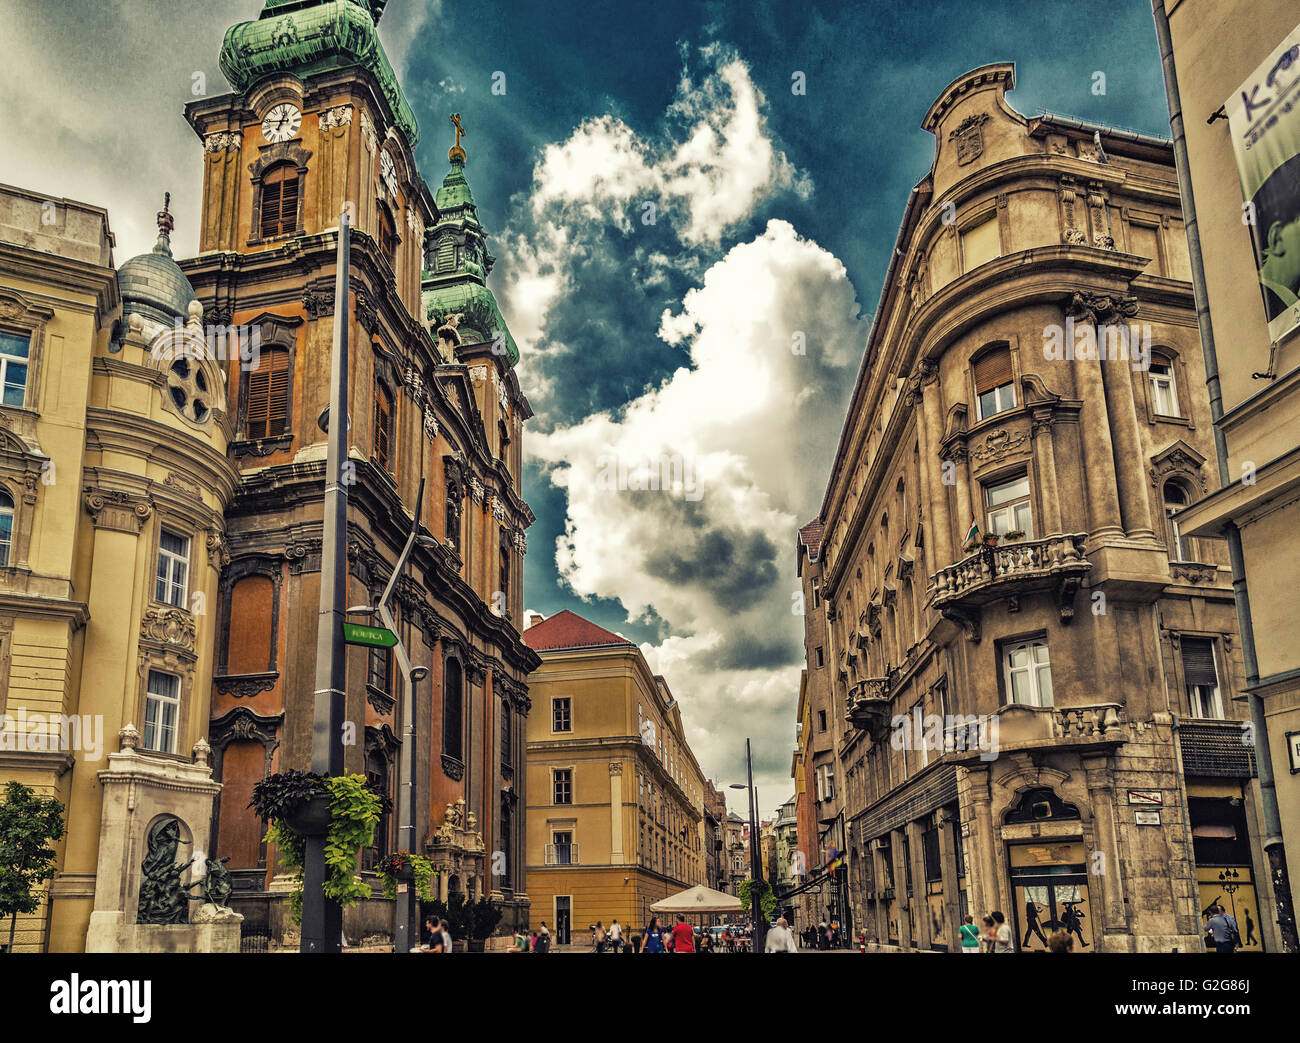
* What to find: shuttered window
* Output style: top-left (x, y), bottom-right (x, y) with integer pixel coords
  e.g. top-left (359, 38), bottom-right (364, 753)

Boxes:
top-left (973, 349), bottom-right (1014, 393)
top-left (1181, 638), bottom-right (1218, 687)
top-left (374, 381), bottom-right (394, 473)
top-left (436, 238), bottom-right (454, 272)
top-left (259, 164), bottom-right (299, 239)
top-left (245, 347), bottom-right (290, 439)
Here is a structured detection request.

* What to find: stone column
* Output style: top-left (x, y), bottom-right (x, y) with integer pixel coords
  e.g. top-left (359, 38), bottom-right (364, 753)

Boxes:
top-left (956, 764), bottom-right (997, 922)
top-left (1100, 362), bottom-right (1157, 539)
top-left (892, 826), bottom-right (912, 949)
top-left (609, 761), bottom-right (624, 863)
top-left (917, 366), bottom-right (952, 563)
top-left (937, 806), bottom-right (962, 950)
top-left (1031, 416), bottom-right (1063, 535)
top-left (907, 819), bottom-right (931, 951)
top-left (1083, 754), bottom-right (1130, 949)
top-left (1065, 297), bottom-right (1125, 539)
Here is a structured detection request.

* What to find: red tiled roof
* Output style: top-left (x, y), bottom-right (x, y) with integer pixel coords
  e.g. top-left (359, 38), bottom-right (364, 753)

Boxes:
top-left (522, 609), bottom-right (635, 652)
top-left (798, 518), bottom-right (823, 559)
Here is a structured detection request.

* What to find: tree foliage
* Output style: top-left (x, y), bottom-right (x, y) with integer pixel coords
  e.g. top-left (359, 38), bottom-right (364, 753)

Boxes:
top-left (738, 878), bottom-right (777, 921)
top-left (0, 781), bottom-right (67, 930)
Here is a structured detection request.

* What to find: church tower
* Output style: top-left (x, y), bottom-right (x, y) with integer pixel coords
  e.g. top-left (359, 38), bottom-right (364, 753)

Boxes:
top-left (180, 0), bottom-right (537, 940)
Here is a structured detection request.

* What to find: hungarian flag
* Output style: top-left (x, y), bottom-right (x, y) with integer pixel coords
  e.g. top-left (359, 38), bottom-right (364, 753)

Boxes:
top-left (964, 520), bottom-right (981, 545)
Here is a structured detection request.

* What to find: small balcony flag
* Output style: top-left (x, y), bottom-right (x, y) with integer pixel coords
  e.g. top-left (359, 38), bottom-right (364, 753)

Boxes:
top-left (964, 520), bottom-right (981, 546)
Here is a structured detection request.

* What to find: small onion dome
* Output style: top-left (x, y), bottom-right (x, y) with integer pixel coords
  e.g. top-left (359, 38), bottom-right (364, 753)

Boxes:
top-left (117, 193), bottom-right (197, 327)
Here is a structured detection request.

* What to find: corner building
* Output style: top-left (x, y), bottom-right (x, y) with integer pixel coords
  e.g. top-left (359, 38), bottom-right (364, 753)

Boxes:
top-left (812, 64), bottom-right (1281, 952)
top-left (179, 0), bottom-right (538, 939)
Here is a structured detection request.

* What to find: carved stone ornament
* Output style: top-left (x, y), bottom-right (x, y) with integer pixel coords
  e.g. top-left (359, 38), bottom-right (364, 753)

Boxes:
top-left (359, 110), bottom-right (377, 154)
top-left (140, 607), bottom-right (197, 652)
top-left (949, 113), bottom-right (990, 165)
top-left (970, 427), bottom-right (1029, 465)
top-left (609, 761), bottom-right (623, 776)
top-left (84, 488), bottom-right (152, 534)
top-left (423, 407), bottom-right (439, 442)
top-left (318, 106), bottom-right (353, 130)
top-left (469, 476), bottom-right (484, 502)
top-left (203, 131), bottom-right (242, 153)
top-left (1064, 291), bottom-right (1139, 326)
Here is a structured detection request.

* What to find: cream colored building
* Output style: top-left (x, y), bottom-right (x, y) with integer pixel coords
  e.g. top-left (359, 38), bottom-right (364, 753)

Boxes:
top-left (807, 63), bottom-right (1279, 952)
top-left (522, 610), bottom-right (705, 942)
top-left (0, 185), bottom-right (237, 951)
top-left (1157, 0), bottom-right (1300, 949)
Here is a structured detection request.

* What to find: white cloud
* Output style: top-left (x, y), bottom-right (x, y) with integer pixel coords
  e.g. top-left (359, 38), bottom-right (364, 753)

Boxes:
top-left (530, 219), bottom-right (865, 795)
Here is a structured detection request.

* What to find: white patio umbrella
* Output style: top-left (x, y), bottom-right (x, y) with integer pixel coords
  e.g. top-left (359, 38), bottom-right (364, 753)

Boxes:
top-left (650, 884), bottom-right (744, 915)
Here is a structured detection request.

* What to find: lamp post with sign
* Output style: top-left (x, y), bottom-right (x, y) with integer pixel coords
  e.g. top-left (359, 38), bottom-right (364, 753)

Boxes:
top-left (346, 475), bottom-right (440, 954)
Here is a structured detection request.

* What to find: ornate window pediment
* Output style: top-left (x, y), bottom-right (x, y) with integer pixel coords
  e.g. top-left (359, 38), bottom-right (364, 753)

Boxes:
top-left (1149, 439), bottom-right (1208, 495)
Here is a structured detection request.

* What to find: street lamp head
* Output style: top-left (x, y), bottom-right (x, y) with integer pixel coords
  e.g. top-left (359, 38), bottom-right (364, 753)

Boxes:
top-left (345, 605), bottom-right (375, 615)
top-left (415, 535), bottom-right (441, 548)
top-left (729, 784), bottom-right (746, 790)
top-left (410, 666), bottom-right (430, 682)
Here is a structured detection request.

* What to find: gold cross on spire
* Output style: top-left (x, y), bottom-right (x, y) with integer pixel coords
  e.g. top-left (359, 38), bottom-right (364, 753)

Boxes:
top-left (449, 113), bottom-right (467, 164)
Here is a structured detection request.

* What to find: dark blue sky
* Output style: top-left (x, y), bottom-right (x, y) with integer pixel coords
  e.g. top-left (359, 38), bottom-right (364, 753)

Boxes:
top-left (394, 0), bottom-right (1172, 654)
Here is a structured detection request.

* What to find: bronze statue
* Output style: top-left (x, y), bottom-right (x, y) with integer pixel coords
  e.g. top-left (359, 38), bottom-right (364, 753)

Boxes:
top-left (137, 817), bottom-right (192, 925)
top-left (186, 855), bottom-right (234, 909)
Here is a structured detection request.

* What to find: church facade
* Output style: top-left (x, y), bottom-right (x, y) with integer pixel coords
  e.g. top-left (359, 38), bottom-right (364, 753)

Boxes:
top-left (179, 0), bottom-right (538, 940)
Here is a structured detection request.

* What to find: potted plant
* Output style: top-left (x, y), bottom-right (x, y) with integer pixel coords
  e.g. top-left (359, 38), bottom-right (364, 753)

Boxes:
top-left (468, 896), bottom-right (503, 951)
top-left (376, 850), bottom-right (438, 903)
top-left (251, 771), bottom-right (381, 924)
top-left (1002, 529), bottom-right (1026, 543)
top-left (982, 532), bottom-right (1000, 548)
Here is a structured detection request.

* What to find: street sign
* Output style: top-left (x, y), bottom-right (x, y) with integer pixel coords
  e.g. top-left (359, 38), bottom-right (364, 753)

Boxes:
top-left (1127, 789), bottom-right (1163, 806)
top-left (1135, 810), bottom-right (1162, 826)
top-left (342, 622), bottom-right (398, 649)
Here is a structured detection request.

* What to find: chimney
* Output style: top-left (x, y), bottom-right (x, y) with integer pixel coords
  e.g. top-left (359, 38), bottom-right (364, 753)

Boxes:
top-left (524, 611), bottom-right (544, 630)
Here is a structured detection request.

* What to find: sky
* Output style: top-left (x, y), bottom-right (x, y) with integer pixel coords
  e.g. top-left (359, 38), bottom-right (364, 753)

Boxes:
top-left (0, 0), bottom-right (1175, 817)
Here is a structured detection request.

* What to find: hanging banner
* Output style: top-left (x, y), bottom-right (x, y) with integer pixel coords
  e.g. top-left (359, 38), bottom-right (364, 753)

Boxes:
top-left (1227, 24), bottom-right (1300, 344)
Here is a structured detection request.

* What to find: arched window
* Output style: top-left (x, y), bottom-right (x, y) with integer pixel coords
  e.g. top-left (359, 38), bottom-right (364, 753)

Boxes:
top-left (0, 488), bottom-right (13, 567)
top-left (443, 656), bottom-right (463, 761)
top-left (1163, 480), bottom-right (1194, 562)
top-left (1149, 353), bottom-right (1181, 418)
top-left (374, 380), bottom-right (394, 474)
top-left (377, 202), bottom-right (397, 265)
top-left (245, 346), bottom-right (290, 439)
top-left (364, 745), bottom-right (391, 869)
top-left (499, 534), bottom-right (511, 615)
top-left (973, 346), bottom-right (1016, 420)
top-left (500, 698), bottom-right (512, 769)
top-left (259, 163), bottom-right (300, 239)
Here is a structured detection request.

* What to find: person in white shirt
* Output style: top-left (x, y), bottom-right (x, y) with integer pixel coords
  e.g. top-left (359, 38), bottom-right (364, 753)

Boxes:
top-left (764, 916), bottom-right (798, 953)
top-left (609, 919), bottom-right (623, 953)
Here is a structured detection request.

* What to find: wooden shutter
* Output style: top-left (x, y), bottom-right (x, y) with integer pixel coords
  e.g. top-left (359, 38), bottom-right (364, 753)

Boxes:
top-left (1181, 637), bottom-right (1218, 687)
top-left (260, 166), bottom-right (298, 238)
top-left (374, 383), bottom-right (392, 471)
top-left (246, 348), bottom-right (289, 439)
top-left (973, 348), bottom-right (1013, 393)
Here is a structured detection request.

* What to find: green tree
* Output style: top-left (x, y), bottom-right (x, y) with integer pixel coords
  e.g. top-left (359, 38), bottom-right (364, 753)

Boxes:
top-left (0, 781), bottom-right (66, 952)
top-left (738, 878), bottom-right (776, 921)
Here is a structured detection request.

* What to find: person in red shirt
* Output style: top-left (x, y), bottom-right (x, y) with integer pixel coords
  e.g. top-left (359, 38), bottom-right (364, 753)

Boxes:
top-left (669, 914), bottom-right (695, 953)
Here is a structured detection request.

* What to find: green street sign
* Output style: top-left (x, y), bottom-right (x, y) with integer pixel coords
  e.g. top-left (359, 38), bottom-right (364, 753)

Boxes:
top-left (342, 622), bottom-right (398, 649)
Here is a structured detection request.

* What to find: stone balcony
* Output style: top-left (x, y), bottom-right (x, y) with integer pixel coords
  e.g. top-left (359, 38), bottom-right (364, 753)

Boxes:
top-left (930, 533), bottom-right (1091, 640)
top-left (846, 676), bottom-right (892, 734)
top-left (993, 701), bottom-right (1128, 755)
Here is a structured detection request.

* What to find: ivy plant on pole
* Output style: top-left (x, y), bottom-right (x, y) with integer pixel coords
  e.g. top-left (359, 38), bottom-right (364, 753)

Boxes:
top-left (738, 878), bottom-right (776, 923)
top-left (0, 781), bottom-right (67, 953)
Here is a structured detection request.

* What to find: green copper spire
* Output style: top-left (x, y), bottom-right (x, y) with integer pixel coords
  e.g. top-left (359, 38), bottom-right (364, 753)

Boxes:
top-left (219, 0), bottom-right (419, 146)
top-left (422, 116), bottom-right (519, 367)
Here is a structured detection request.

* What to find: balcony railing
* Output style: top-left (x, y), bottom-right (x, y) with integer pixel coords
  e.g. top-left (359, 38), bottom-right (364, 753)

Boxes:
top-left (931, 533), bottom-right (1091, 627)
top-left (544, 843), bottom-right (579, 866)
top-left (846, 676), bottom-right (892, 733)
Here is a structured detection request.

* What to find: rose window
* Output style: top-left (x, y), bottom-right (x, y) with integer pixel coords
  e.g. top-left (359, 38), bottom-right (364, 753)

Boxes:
top-left (166, 356), bottom-right (213, 424)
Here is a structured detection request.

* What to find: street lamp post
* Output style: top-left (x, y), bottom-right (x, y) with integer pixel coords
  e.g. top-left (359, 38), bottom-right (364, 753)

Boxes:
top-left (302, 210), bottom-right (351, 954)
top-left (347, 476), bottom-right (440, 953)
top-left (730, 737), bottom-right (767, 954)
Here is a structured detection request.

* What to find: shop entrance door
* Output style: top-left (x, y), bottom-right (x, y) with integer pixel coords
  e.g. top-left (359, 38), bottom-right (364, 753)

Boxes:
top-left (1008, 842), bottom-right (1093, 951)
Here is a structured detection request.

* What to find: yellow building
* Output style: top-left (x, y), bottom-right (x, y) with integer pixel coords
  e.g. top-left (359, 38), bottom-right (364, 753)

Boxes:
top-left (0, 185), bottom-right (237, 951)
top-left (522, 610), bottom-right (705, 943)
top-left (1157, 0), bottom-right (1300, 948)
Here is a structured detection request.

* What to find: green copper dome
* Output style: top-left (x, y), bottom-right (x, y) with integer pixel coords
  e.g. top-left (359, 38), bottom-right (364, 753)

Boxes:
top-left (435, 158), bottom-right (477, 212)
top-left (219, 0), bottom-right (419, 146)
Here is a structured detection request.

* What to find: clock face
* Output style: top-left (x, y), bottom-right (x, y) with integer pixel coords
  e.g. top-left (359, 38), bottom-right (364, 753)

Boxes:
top-left (261, 104), bottom-right (301, 143)
top-left (380, 150), bottom-right (398, 195)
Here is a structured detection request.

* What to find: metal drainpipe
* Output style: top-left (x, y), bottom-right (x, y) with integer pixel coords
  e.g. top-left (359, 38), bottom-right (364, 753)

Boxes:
top-left (1151, 0), bottom-right (1297, 952)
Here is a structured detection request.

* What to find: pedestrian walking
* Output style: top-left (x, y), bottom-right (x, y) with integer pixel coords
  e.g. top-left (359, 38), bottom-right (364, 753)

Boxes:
top-left (959, 914), bottom-right (981, 955)
top-left (989, 910), bottom-right (1014, 953)
top-left (593, 921), bottom-right (606, 952)
top-left (538, 921), bottom-right (551, 954)
top-left (764, 916), bottom-right (798, 953)
top-left (643, 916), bottom-right (665, 954)
top-left (1205, 905), bottom-right (1240, 953)
top-left (422, 916), bottom-right (444, 953)
top-left (609, 918), bottom-right (623, 953)
top-left (669, 913), bottom-right (695, 953)
top-left (980, 915), bottom-right (996, 953)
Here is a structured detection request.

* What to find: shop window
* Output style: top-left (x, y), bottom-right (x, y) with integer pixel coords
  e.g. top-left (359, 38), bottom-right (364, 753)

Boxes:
top-left (922, 827), bottom-right (942, 883)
